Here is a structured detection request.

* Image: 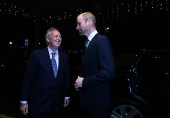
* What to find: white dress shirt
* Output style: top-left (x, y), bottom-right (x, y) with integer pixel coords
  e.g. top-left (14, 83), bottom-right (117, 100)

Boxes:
top-left (88, 30), bottom-right (98, 42)
top-left (48, 46), bottom-right (59, 70)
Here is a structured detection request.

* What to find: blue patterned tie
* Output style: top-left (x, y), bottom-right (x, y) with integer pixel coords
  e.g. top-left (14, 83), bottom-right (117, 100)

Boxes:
top-left (85, 39), bottom-right (90, 49)
top-left (51, 52), bottom-right (57, 78)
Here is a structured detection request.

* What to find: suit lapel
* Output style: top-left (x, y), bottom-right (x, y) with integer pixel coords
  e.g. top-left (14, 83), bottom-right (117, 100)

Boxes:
top-left (84, 33), bottom-right (99, 56)
top-left (81, 33), bottom-right (99, 72)
top-left (57, 50), bottom-right (63, 76)
top-left (41, 48), bottom-right (54, 75)
top-left (85, 33), bottom-right (99, 53)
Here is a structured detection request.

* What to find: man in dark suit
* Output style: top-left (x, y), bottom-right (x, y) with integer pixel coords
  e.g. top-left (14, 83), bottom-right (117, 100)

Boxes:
top-left (75, 12), bottom-right (115, 118)
top-left (20, 27), bottom-right (70, 118)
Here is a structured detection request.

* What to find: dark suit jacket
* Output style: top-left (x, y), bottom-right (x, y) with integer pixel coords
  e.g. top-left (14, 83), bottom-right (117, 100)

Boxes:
top-left (79, 33), bottom-right (115, 108)
top-left (20, 48), bottom-right (70, 113)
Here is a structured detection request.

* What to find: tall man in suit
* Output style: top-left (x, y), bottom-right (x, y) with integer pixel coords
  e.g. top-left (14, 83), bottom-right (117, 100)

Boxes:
top-left (20, 27), bottom-right (70, 118)
top-left (75, 12), bottom-right (115, 118)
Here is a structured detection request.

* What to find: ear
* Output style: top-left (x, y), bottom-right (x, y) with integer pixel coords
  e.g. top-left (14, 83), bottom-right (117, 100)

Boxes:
top-left (87, 19), bottom-right (92, 26)
top-left (46, 37), bottom-right (50, 43)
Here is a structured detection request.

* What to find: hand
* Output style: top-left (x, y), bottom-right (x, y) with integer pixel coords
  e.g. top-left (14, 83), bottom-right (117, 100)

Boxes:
top-left (74, 76), bottom-right (84, 90)
top-left (63, 98), bottom-right (70, 107)
top-left (20, 103), bottom-right (28, 115)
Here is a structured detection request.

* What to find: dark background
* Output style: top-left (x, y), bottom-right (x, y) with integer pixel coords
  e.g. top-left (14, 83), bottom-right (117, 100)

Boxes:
top-left (0, 0), bottom-right (170, 117)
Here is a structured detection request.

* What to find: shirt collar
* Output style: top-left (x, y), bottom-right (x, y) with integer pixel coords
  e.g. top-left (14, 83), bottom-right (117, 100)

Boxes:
top-left (88, 30), bottom-right (98, 41)
top-left (47, 46), bottom-right (58, 55)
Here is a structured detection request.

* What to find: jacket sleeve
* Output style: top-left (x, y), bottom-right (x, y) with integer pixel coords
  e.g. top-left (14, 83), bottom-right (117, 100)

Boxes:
top-left (64, 53), bottom-right (70, 97)
top-left (20, 51), bottom-right (38, 101)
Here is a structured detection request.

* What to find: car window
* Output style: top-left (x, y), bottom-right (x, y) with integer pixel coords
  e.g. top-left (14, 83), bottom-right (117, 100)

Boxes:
top-left (136, 51), bottom-right (170, 96)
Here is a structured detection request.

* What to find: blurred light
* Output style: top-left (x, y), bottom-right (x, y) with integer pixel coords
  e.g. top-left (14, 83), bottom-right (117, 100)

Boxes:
top-left (9, 42), bottom-right (12, 44)
top-left (25, 39), bottom-right (28, 46)
top-left (59, 46), bottom-right (62, 49)
top-left (105, 27), bottom-right (109, 31)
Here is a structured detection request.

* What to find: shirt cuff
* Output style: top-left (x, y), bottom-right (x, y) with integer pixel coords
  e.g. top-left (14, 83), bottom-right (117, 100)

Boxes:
top-left (21, 98), bottom-right (69, 103)
top-left (20, 101), bottom-right (27, 104)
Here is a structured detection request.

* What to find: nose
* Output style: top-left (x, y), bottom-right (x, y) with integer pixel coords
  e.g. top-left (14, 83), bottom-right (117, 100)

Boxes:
top-left (57, 36), bottom-right (61, 40)
top-left (76, 25), bottom-right (79, 30)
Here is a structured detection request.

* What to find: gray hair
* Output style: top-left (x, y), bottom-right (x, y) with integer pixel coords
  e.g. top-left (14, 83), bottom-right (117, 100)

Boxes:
top-left (45, 27), bottom-right (59, 45)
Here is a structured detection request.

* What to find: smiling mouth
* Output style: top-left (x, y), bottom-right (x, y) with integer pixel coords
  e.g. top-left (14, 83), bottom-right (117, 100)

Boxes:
top-left (55, 40), bottom-right (61, 44)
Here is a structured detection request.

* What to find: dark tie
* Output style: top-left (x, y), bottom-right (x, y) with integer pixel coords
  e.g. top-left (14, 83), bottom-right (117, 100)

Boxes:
top-left (85, 39), bottom-right (90, 49)
top-left (51, 52), bottom-right (57, 78)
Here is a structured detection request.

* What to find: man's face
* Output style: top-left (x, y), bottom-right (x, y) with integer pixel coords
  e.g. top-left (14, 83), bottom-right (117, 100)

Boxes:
top-left (46, 30), bottom-right (62, 49)
top-left (76, 15), bottom-right (88, 36)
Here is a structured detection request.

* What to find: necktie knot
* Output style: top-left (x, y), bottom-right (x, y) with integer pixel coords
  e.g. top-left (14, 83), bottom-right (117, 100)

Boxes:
top-left (85, 39), bottom-right (90, 48)
top-left (52, 52), bottom-right (56, 57)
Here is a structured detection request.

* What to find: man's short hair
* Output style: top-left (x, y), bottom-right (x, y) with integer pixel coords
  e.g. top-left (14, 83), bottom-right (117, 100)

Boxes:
top-left (82, 12), bottom-right (96, 27)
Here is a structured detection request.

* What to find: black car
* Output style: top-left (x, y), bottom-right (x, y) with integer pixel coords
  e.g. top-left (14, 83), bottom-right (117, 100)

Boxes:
top-left (109, 49), bottom-right (170, 118)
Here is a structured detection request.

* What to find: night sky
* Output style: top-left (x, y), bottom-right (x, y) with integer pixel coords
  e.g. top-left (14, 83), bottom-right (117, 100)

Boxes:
top-left (1, 2), bottom-right (170, 51)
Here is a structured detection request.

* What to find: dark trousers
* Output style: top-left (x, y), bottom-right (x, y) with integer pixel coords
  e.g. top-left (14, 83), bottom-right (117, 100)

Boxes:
top-left (83, 107), bottom-right (109, 118)
top-left (28, 103), bottom-right (58, 118)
